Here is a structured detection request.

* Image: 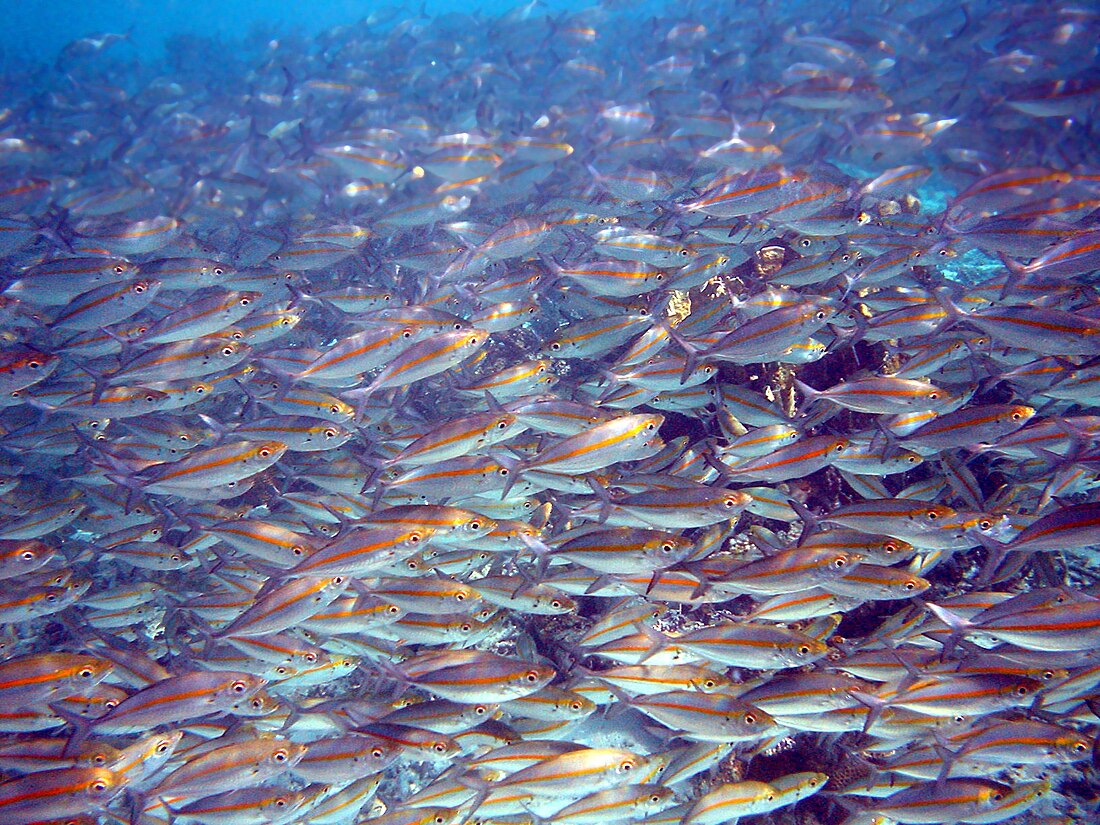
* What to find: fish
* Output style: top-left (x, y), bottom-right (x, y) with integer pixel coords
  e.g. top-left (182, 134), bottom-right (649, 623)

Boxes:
top-left (0, 766), bottom-right (122, 824)
top-left (0, 3), bottom-right (1097, 825)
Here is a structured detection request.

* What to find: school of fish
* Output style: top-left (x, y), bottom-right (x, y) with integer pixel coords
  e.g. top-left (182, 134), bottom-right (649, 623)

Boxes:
top-left (0, 0), bottom-right (1099, 823)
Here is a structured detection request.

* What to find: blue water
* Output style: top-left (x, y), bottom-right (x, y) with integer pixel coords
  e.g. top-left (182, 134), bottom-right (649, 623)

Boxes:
top-left (0, 1), bottom-right (590, 67)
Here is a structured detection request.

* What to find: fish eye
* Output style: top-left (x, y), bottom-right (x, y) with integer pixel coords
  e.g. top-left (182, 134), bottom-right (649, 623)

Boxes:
top-left (433, 742), bottom-right (447, 753)
top-left (926, 510), bottom-right (938, 520)
top-left (20, 550), bottom-right (35, 561)
top-left (469, 521), bottom-right (481, 530)
top-left (231, 680), bottom-right (248, 693)
top-left (816, 310), bottom-right (828, 320)
top-left (904, 581), bottom-right (917, 591)
top-left (325, 428), bottom-right (338, 437)
top-left (1016, 685), bottom-right (1031, 696)
top-left (524, 670), bottom-right (541, 682)
top-left (78, 667), bottom-right (95, 679)
top-left (646, 422), bottom-right (656, 430)
top-left (833, 556), bottom-right (847, 568)
top-left (92, 779), bottom-right (109, 792)
top-left (468, 336), bottom-right (479, 344)
top-left (454, 591), bottom-right (466, 601)
top-left (371, 746), bottom-right (386, 758)
top-left (156, 741), bottom-right (171, 754)
top-left (214, 267), bottom-right (225, 276)
top-left (113, 265), bottom-right (126, 274)
top-left (661, 542), bottom-right (675, 553)
top-left (259, 448), bottom-right (272, 457)
top-left (550, 342), bottom-right (562, 351)
top-left (221, 346), bottom-right (235, 356)
top-left (498, 467), bottom-right (509, 476)
top-left (799, 238), bottom-right (812, 247)
top-left (409, 532), bottom-right (422, 544)
top-left (240, 297), bottom-right (251, 305)
top-left (620, 760), bottom-right (634, 771)
top-left (1011, 411), bottom-right (1022, 420)
top-left (723, 498), bottom-right (738, 508)
top-left (1042, 670), bottom-right (1055, 680)
top-left (134, 283), bottom-right (146, 293)
top-left (799, 645), bottom-right (811, 655)
top-left (274, 798), bottom-right (288, 808)
top-left (332, 576), bottom-right (345, 584)
top-left (273, 749), bottom-right (289, 762)
top-left (679, 248), bottom-right (691, 257)
top-left (28, 360), bottom-right (41, 369)
top-left (1073, 742), bottom-right (1088, 753)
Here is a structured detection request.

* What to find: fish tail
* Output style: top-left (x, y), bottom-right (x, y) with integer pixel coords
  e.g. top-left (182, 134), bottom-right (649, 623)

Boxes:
top-left (786, 498), bottom-right (820, 543)
top-left (997, 252), bottom-right (1029, 300)
top-left (921, 601), bottom-right (975, 659)
top-left (663, 324), bottom-right (701, 384)
top-left (52, 701), bottom-right (95, 757)
top-left (850, 689), bottom-right (888, 737)
top-left (792, 377), bottom-right (823, 409)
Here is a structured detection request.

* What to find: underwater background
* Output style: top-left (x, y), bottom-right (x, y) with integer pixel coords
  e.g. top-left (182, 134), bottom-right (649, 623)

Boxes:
top-left (0, 1), bottom-right (1098, 824)
top-left (1, 1), bottom-right (587, 66)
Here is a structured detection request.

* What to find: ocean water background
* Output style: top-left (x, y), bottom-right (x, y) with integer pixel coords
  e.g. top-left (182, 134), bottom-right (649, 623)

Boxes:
top-left (1, 1), bottom-right (595, 67)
